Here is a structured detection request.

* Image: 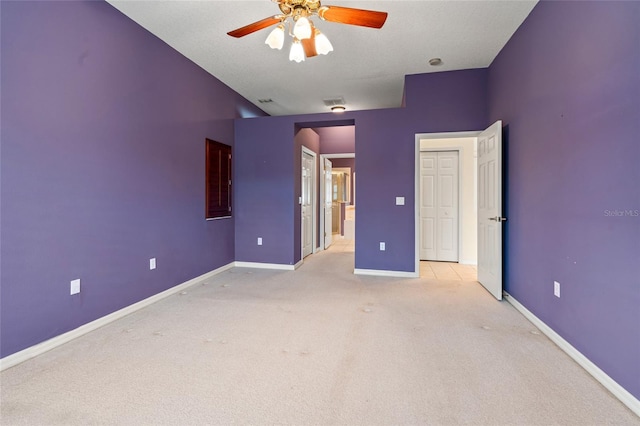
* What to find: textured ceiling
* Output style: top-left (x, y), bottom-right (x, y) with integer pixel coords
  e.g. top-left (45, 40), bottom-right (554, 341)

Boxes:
top-left (106, 0), bottom-right (537, 116)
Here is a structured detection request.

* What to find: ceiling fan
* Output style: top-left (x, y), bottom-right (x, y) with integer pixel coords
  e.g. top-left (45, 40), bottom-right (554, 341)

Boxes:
top-left (227, 0), bottom-right (388, 63)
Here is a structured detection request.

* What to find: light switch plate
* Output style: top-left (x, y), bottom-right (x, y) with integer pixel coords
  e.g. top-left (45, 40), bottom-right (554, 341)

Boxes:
top-left (70, 279), bottom-right (81, 295)
top-left (258, 237), bottom-right (263, 246)
top-left (380, 242), bottom-right (386, 251)
top-left (395, 197), bottom-right (405, 205)
top-left (150, 258), bottom-right (156, 270)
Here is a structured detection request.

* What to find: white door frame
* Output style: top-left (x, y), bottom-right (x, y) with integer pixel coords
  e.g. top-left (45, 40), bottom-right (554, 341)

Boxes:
top-left (301, 146), bottom-right (317, 259)
top-left (414, 132), bottom-right (480, 275)
top-left (319, 153), bottom-right (355, 250)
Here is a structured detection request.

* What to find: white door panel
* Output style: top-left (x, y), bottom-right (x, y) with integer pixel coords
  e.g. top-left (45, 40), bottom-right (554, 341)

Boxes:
top-left (302, 150), bottom-right (315, 259)
top-left (420, 155), bottom-right (437, 260)
top-left (477, 120), bottom-right (504, 300)
top-left (421, 217), bottom-right (435, 257)
top-left (420, 151), bottom-right (459, 261)
top-left (324, 158), bottom-right (333, 249)
top-left (437, 151), bottom-right (459, 261)
top-left (440, 218), bottom-right (454, 250)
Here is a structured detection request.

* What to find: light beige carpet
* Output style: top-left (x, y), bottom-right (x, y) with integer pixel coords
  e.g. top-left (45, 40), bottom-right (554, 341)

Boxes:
top-left (1, 247), bottom-right (638, 425)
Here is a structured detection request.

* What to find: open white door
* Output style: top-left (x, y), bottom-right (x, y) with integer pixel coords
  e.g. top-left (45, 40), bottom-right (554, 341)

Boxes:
top-left (302, 149), bottom-right (315, 258)
top-left (324, 158), bottom-right (333, 249)
top-left (477, 120), bottom-right (505, 300)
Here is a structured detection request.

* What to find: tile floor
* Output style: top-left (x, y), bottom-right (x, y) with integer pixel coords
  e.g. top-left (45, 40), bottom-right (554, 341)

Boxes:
top-left (325, 234), bottom-right (355, 253)
top-left (420, 261), bottom-right (477, 281)
top-left (326, 235), bottom-right (477, 281)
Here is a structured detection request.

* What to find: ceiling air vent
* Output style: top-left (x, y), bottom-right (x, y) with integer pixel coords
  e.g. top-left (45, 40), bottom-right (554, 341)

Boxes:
top-left (323, 97), bottom-right (346, 107)
top-left (258, 98), bottom-right (274, 104)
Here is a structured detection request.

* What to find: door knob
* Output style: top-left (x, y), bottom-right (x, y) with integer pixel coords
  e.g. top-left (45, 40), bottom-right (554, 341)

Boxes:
top-left (489, 216), bottom-right (507, 222)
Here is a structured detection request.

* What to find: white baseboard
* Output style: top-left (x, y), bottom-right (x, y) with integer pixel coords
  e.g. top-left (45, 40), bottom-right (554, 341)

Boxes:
top-left (354, 268), bottom-right (419, 278)
top-left (0, 262), bottom-right (235, 372)
top-left (504, 292), bottom-right (640, 417)
top-left (458, 259), bottom-right (477, 266)
top-left (234, 261), bottom-right (298, 271)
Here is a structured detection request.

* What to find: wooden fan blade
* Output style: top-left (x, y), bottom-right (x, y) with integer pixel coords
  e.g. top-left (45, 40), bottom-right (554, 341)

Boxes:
top-left (319, 6), bottom-right (388, 29)
top-left (227, 16), bottom-right (281, 38)
top-left (302, 32), bottom-right (318, 58)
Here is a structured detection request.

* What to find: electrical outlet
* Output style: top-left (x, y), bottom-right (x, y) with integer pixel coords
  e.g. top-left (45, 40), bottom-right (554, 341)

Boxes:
top-left (554, 281), bottom-right (560, 298)
top-left (70, 279), bottom-right (81, 295)
top-left (380, 242), bottom-right (386, 251)
top-left (150, 258), bottom-right (156, 270)
top-left (395, 197), bottom-right (405, 206)
top-left (257, 237), bottom-right (263, 246)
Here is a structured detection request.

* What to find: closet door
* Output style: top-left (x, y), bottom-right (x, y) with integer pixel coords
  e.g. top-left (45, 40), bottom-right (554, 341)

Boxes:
top-left (436, 152), bottom-right (459, 262)
top-left (420, 151), bottom-right (459, 261)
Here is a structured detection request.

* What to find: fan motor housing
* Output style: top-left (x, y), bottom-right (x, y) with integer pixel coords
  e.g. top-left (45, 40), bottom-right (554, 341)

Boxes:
top-left (278, 0), bottom-right (322, 16)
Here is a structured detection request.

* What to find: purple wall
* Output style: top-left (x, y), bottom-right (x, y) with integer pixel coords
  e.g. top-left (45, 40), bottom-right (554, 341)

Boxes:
top-left (234, 116), bottom-right (296, 265)
top-left (489, 1), bottom-right (640, 398)
top-left (330, 158), bottom-right (355, 170)
top-left (234, 69), bottom-right (488, 273)
top-left (404, 70), bottom-right (489, 133)
top-left (0, 1), bottom-right (265, 358)
top-left (316, 126), bottom-right (355, 154)
top-left (355, 70), bottom-right (488, 272)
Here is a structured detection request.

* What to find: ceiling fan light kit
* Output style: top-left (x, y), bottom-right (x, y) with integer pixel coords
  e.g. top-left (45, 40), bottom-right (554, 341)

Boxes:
top-left (293, 16), bottom-right (312, 39)
top-left (314, 29), bottom-right (333, 55)
top-left (289, 39), bottom-right (306, 63)
top-left (265, 24), bottom-right (285, 50)
top-left (229, 0), bottom-right (387, 63)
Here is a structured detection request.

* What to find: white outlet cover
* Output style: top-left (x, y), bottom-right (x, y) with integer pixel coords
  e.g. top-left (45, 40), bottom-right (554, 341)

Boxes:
top-left (395, 197), bottom-right (405, 205)
top-left (70, 279), bottom-right (81, 295)
top-left (554, 281), bottom-right (560, 297)
top-left (150, 258), bottom-right (156, 270)
top-left (258, 237), bottom-right (263, 246)
top-left (380, 242), bottom-right (386, 251)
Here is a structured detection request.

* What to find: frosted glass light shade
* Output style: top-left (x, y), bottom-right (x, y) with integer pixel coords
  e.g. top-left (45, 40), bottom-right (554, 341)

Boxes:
top-left (314, 31), bottom-right (333, 55)
top-left (289, 40), bottom-right (305, 63)
top-left (293, 16), bottom-right (312, 40)
top-left (265, 25), bottom-right (285, 50)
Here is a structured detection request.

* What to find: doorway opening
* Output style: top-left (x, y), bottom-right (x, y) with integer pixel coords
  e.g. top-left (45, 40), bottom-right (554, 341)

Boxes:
top-left (320, 153), bottom-right (355, 250)
top-left (301, 147), bottom-right (317, 259)
top-left (295, 121), bottom-right (356, 267)
top-left (415, 132), bottom-right (480, 279)
top-left (415, 121), bottom-right (505, 300)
